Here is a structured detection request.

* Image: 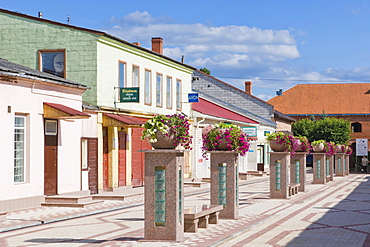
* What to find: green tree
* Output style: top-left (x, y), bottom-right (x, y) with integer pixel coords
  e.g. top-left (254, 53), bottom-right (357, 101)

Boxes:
top-left (200, 67), bottom-right (210, 75)
top-left (292, 117), bottom-right (351, 144)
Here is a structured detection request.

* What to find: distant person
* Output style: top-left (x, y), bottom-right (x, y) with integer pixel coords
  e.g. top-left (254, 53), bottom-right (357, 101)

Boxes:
top-left (362, 156), bottom-right (369, 173)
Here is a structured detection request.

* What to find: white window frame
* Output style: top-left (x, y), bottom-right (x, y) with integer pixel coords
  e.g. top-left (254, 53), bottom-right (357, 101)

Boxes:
top-left (156, 73), bottom-right (163, 107)
top-left (166, 76), bottom-right (172, 109)
top-left (176, 79), bottom-right (182, 110)
top-left (14, 115), bottom-right (26, 183)
top-left (144, 69), bottom-right (152, 105)
top-left (118, 61), bottom-right (126, 101)
top-left (132, 65), bottom-right (140, 87)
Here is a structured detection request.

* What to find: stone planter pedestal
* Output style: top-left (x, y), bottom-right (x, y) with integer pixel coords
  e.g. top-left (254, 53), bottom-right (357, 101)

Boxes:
top-left (209, 151), bottom-right (239, 220)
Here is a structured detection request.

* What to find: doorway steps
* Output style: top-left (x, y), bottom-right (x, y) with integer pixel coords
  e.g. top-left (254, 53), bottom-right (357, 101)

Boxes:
top-left (247, 171), bottom-right (269, 177)
top-left (42, 191), bottom-right (104, 208)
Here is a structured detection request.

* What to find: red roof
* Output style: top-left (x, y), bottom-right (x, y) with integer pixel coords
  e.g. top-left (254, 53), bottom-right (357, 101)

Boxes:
top-left (43, 102), bottom-right (90, 117)
top-left (193, 98), bottom-right (258, 124)
top-left (103, 113), bottom-right (144, 125)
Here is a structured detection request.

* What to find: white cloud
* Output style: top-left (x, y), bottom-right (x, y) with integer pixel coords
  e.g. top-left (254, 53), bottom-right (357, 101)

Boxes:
top-left (103, 11), bottom-right (370, 101)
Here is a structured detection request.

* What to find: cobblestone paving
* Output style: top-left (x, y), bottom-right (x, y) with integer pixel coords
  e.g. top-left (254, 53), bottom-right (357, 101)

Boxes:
top-left (1, 174), bottom-right (370, 246)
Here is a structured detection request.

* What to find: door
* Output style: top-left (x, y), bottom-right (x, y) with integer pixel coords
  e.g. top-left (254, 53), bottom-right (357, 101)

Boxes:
top-left (103, 127), bottom-right (109, 190)
top-left (44, 119), bottom-right (58, 195)
top-left (257, 144), bottom-right (265, 171)
top-left (87, 138), bottom-right (98, 194)
top-left (118, 131), bottom-right (127, 186)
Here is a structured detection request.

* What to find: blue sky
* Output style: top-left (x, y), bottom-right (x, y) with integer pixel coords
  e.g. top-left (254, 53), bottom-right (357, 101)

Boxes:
top-left (2, 0), bottom-right (370, 100)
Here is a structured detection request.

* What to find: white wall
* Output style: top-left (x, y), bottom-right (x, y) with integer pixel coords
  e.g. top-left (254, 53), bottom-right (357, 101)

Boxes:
top-left (96, 39), bottom-right (193, 117)
top-left (0, 79), bottom-right (86, 201)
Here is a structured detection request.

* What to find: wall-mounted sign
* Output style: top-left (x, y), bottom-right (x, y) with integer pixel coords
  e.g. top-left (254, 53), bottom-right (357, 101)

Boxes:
top-left (188, 93), bottom-right (199, 103)
top-left (242, 127), bottom-right (257, 137)
top-left (120, 87), bottom-right (139, 102)
top-left (264, 131), bottom-right (271, 136)
top-left (356, 139), bottom-right (368, 156)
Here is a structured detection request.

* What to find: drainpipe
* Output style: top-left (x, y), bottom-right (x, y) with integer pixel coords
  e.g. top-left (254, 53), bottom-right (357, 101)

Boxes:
top-left (192, 115), bottom-right (205, 181)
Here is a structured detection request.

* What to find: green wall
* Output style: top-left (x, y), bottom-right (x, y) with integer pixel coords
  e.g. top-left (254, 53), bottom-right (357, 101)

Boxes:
top-left (0, 12), bottom-right (99, 106)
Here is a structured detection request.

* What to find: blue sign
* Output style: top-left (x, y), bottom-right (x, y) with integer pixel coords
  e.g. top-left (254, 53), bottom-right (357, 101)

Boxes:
top-left (188, 93), bottom-right (199, 103)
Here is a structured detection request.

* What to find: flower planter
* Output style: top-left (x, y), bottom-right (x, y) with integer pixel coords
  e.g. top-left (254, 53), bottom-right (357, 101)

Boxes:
top-left (336, 145), bottom-right (345, 153)
top-left (312, 143), bottom-right (325, 152)
top-left (269, 140), bottom-right (287, 152)
top-left (149, 131), bottom-right (178, 149)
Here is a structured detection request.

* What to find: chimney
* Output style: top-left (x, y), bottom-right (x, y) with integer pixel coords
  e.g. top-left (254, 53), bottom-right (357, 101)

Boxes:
top-left (151, 37), bottom-right (163, 54)
top-left (133, 42), bottom-right (141, 46)
top-left (245, 81), bottom-right (252, 95)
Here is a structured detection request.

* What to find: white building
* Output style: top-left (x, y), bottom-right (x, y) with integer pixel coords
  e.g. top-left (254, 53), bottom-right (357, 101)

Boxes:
top-left (0, 58), bottom-right (90, 211)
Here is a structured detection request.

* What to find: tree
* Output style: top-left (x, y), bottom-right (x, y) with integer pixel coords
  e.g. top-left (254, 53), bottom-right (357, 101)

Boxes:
top-left (292, 117), bottom-right (351, 144)
top-left (200, 67), bottom-right (210, 75)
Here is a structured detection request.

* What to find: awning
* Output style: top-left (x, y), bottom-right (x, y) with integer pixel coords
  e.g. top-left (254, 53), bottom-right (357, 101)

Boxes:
top-left (193, 98), bottom-right (258, 124)
top-left (43, 102), bottom-right (90, 119)
top-left (103, 113), bottom-right (144, 127)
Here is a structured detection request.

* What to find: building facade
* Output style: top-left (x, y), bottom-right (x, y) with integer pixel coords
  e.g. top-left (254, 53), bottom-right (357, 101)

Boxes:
top-left (0, 58), bottom-right (89, 211)
top-left (0, 8), bottom-right (195, 193)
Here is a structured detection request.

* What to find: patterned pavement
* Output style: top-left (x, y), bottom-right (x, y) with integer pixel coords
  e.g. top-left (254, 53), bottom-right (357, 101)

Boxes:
top-left (1, 172), bottom-right (370, 246)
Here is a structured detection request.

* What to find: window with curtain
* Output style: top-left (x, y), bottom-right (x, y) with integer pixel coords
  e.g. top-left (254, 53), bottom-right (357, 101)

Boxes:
top-left (176, 79), bottom-right (182, 110)
top-left (156, 73), bottom-right (163, 107)
top-left (145, 69), bottom-right (152, 105)
top-left (14, 115), bottom-right (26, 183)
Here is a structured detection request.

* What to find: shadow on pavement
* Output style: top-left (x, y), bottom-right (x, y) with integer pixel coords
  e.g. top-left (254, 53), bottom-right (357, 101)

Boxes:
top-left (286, 175), bottom-right (370, 247)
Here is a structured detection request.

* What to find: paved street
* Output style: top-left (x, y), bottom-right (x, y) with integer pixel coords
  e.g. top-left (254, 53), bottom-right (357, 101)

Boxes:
top-left (1, 171), bottom-right (370, 246)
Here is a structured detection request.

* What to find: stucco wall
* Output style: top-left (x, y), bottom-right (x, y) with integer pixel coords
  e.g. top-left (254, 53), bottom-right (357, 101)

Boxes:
top-left (0, 79), bottom-right (85, 201)
top-left (0, 12), bottom-right (99, 105)
top-left (96, 38), bottom-right (193, 116)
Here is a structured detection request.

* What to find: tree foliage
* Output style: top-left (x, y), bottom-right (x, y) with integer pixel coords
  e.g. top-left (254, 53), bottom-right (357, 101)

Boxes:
top-left (200, 67), bottom-right (210, 75)
top-left (292, 117), bottom-right (351, 144)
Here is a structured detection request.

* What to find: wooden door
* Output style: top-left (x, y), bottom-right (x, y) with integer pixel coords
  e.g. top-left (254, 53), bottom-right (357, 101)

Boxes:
top-left (44, 119), bottom-right (58, 195)
top-left (103, 127), bottom-right (109, 190)
top-left (131, 128), bottom-right (144, 187)
top-left (118, 131), bottom-right (127, 186)
top-left (87, 138), bottom-right (98, 194)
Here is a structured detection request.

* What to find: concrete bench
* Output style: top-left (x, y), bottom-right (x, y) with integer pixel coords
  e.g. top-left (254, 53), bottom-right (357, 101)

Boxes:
top-left (239, 172), bottom-right (252, 180)
top-left (184, 181), bottom-right (207, 187)
top-left (184, 204), bottom-right (223, 233)
top-left (289, 183), bottom-right (300, 196)
top-left (0, 212), bottom-right (7, 222)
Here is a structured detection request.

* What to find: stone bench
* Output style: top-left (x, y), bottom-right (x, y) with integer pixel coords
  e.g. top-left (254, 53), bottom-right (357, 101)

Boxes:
top-left (0, 212), bottom-right (7, 222)
top-left (289, 183), bottom-right (300, 196)
top-left (184, 204), bottom-right (223, 233)
top-left (239, 172), bottom-right (252, 180)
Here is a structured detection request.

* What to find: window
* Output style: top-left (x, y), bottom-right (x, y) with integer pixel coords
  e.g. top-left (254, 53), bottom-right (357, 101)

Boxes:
top-left (176, 79), bottom-right (182, 110)
top-left (118, 61), bottom-right (126, 101)
top-left (352, 122), bottom-right (362, 132)
top-left (132, 65), bottom-right (139, 87)
top-left (45, 120), bottom-right (57, 135)
top-left (145, 69), bottom-right (152, 105)
top-left (38, 49), bottom-right (66, 78)
top-left (119, 61), bottom-right (126, 88)
top-left (166, 76), bottom-right (172, 109)
top-left (156, 73), bottom-right (163, 107)
top-left (14, 115), bottom-right (26, 183)
top-left (81, 139), bottom-right (88, 170)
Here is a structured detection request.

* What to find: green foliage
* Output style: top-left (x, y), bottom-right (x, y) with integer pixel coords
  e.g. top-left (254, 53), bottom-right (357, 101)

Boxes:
top-left (200, 67), bottom-right (210, 75)
top-left (292, 118), bottom-right (351, 144)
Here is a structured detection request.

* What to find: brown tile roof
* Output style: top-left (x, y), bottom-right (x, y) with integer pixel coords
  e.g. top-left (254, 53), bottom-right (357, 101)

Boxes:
top-left (268, 83), bottom-right (370, 115)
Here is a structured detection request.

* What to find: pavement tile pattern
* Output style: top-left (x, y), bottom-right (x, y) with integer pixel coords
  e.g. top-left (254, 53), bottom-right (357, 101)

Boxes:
top-left (1, 173), bottom-right (370, 246)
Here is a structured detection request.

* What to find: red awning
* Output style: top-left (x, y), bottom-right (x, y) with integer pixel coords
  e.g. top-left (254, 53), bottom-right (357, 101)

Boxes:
top-left (192, 98), bottom-right (258, 124)
top-left (43, 102), bottom-right (90, 119)
top-left (103, 113), bottom-right (144, 126)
